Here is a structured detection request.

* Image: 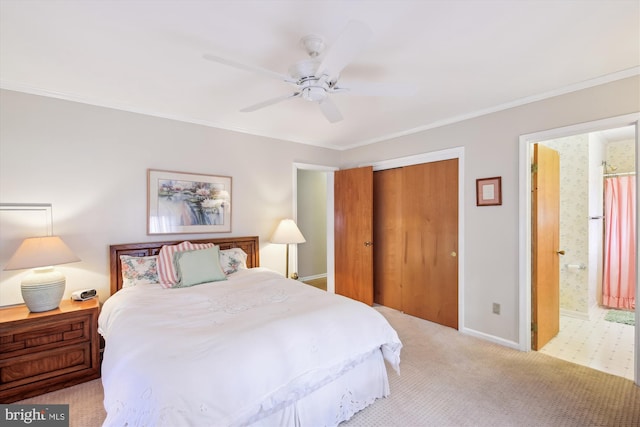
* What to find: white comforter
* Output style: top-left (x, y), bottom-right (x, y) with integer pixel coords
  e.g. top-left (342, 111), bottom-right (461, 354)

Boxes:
top-left (99, 268), bottom-right (402, 427)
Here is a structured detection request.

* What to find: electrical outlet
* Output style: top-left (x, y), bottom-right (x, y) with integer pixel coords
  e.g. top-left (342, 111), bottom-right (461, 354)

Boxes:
top-left (492, 303), bottom-right (500, 315)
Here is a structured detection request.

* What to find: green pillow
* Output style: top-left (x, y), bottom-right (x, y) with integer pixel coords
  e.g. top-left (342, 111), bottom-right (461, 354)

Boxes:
top-left (173, 246), bottom-right (227, 287)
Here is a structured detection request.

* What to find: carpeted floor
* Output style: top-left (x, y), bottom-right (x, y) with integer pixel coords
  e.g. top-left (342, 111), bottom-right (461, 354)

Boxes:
top-left (344, 306), bottom-right (640, 427)
top-left (14, 306), bottom-right (640, 427)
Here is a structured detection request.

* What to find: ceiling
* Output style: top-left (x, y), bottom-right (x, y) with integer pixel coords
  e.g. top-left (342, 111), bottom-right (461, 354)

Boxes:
top-left (1, 1), bottom-right (638, 150)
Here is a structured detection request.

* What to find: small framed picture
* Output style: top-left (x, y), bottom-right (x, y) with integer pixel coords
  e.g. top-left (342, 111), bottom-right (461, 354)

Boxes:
top-left (476, 177), bottom-right (502, 206)
top-left (148, 169), bottom-right (232, 234)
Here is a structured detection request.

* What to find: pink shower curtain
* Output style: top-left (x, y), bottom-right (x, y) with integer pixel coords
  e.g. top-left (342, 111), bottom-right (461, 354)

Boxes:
top-left (603, 175), bottom-right (636, 310)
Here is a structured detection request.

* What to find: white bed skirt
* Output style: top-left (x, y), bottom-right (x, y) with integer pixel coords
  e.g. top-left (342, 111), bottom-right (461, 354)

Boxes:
top-left (248, 349), bottom-right (389, 427)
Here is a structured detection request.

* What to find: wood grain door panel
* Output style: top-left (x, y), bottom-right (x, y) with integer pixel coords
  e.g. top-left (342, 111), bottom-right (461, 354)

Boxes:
top-left (334, 166), bottom-right (374, 305)
top-left (372, 159), bottom-right (459, 329)
top-left (532, 144), bottom-right (560, 350)
top-left (401, 160), bottom-right (459, 328)
top-left (373, 168), bottom-right (403, 310)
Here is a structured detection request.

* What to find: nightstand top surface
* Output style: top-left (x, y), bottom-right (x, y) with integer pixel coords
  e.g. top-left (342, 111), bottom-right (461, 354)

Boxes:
top-left (0, 298), bottom-right (99, 323)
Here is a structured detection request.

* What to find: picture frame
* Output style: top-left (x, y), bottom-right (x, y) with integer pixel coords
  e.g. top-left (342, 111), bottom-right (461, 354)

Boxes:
top-left (0, 203), bottom-right (53, 262)
top-left (147, 169), bottom-right (232, 234)
top-left (476, 176), bottom-right (502, 206)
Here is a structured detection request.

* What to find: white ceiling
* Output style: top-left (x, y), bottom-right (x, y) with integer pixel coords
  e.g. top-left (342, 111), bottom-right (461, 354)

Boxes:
top-left (1, 1), bottom-right (638, 150)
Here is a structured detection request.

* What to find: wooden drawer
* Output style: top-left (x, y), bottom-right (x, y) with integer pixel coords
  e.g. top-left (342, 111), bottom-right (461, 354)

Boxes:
top-left (0, 342), bottom-right (92, 386)
top-left (0, 299), bottom-right (100, 403)
top-left (1, 314), bottom-right (91, 359)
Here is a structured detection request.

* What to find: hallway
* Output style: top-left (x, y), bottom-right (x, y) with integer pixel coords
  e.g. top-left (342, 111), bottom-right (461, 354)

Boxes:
top-left (539, 306), bottom-right (635, 381)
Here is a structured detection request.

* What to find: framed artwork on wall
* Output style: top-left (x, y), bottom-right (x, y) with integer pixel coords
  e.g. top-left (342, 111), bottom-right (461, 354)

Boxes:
top-left (0, 203), bottom-right (53, 253)
top-left (476, 176), bottom-right (502, 206)
top-left (147, 169), bottom-right (232, 234)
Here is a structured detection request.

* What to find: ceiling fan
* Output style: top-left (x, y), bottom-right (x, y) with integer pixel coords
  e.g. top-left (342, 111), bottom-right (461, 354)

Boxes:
top-left (203, 20), bottom-right (413, 123)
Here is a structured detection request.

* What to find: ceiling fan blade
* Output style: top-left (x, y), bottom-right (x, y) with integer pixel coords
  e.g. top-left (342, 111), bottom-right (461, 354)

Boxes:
top-left (315, 20), bottom-right (372, 82)
top-left (332, 81), bottom-right (417, 97)
top-left (318, 97), bottom-right (343, 123)
top-left (240, 93), bottom-right (300, 112)
top-left (203, 53), bottom-right (296, 84)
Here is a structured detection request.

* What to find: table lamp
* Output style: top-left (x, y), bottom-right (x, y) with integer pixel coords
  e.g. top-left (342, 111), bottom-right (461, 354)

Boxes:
top-left (270, 219), bottom-right (306, 278)
top-left (4, 236), bottom-right (80, 312)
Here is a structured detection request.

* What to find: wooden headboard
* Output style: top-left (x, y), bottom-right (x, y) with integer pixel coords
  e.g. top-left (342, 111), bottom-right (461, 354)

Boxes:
top-left (109, 236), bottom-right (260, 295)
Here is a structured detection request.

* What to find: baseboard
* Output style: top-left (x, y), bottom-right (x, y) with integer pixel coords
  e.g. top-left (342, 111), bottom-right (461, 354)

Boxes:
top-left (560, 308), bottom-right (590, 321)
top-left (299, 273), bottom-right (327, 282)
top-left (460, 327), bottom-right (521, 351)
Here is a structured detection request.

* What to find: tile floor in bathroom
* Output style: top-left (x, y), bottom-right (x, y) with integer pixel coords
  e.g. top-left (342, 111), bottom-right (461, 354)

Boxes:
top-left (539, 306), bottom-right (635, 381)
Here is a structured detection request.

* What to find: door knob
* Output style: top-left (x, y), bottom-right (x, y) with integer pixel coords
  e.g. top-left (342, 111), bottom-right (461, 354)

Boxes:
top-left (450, 251), bottom-right (457, 257)
top-left (557, 250), bottom-right (565, 255)
top-left (364, 241), bottom-right (373, 247)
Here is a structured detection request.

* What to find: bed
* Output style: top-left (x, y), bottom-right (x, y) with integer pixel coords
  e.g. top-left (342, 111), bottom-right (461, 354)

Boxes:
top-left (100, 236), bottom-right (402, 426)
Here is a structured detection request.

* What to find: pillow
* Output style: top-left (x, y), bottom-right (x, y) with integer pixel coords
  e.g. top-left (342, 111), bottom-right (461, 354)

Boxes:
top-left (120, 255), bottom-right (159, 288)
top-left (173, 246), bottom-right (227, 288)
top-left (219, 248), bottom-right (248, 275)
top-left (157, 241), bottom-right (215, 287)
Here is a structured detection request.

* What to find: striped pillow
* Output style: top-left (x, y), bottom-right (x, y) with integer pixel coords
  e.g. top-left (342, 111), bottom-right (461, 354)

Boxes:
top-left (157, 241), bottom-right (215, 287)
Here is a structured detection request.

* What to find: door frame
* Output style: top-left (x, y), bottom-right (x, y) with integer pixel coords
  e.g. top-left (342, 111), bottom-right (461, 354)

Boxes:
top-left (371, 146), bottom-right (465, 331)
top-left (518, 113), bottom-right (640, 384)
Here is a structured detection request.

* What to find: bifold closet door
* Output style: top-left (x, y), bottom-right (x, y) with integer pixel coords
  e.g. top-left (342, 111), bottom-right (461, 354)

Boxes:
top-left (402, 161), bottom-right (458, 328)
top-left (373, 159), bottom-right (459, 329)
top-left (373, 168), bottom-right (403, 310)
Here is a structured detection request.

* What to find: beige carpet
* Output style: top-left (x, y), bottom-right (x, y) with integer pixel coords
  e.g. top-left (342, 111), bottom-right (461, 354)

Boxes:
top-left (344, 306), bottom-right (640, 427)
top-left (15, 306), bottom-right (639, 427)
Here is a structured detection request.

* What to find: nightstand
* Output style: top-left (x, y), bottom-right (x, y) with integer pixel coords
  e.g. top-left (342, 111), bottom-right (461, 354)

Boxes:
top-left (0, 298), bottom-right (100, 403)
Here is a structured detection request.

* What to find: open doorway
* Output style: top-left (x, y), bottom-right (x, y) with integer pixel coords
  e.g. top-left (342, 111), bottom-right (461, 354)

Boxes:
top-left (293, 163), bottom-right (337, 293)
top-left (519, 113), bottom-right (639, 385)
top-left (534, 126), bottom-right (636, 380)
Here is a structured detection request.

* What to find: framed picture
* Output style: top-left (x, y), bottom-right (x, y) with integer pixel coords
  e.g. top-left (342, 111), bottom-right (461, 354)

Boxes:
top-left (476, 176), bottom-right (502, 206)
top-left (148, 169), bottom-right (232, 234)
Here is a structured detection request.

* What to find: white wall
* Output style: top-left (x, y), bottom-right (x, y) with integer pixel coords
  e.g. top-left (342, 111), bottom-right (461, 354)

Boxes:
top-left (340, 76), bottom-right (640, 345)
top-left (1, 75), bottom-right (638, 348)
top-left (0, 90), bottom-right (340, 305)
top-left (588, 133), bottom-right (606, 314)
top-left (297, 169), bottom-right (327, 278)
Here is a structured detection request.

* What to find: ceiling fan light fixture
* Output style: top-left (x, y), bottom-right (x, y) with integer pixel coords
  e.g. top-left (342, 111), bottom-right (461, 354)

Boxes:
top-left (205, 20), bottom-right (397, 122)
top-left (301, 86), bottom-right (327, 102)
top-left (289, 59), bottom-right (320, 80)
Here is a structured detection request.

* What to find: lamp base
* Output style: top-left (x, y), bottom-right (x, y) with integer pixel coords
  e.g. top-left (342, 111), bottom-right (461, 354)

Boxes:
top-left (21, 267), bottom-right (66, 312)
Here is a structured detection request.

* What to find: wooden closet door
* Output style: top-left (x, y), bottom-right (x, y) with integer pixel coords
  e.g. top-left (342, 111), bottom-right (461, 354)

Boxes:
top-left (373, 159), bottom-right (459, 329)
top-left (373, 168), bottom-right (403, 310)
top-left (334, 166), bottom-right (374, 305)
top-left (401, 160), bottom-right (458, 329)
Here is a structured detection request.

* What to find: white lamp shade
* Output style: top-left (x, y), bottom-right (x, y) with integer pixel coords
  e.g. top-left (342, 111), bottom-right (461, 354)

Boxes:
top-left (4, 236), bottom-right (80, 313)
top-left (4, 236), bottom-right (80, 270)
top-left (270, 219), bottom-right (306, 244)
